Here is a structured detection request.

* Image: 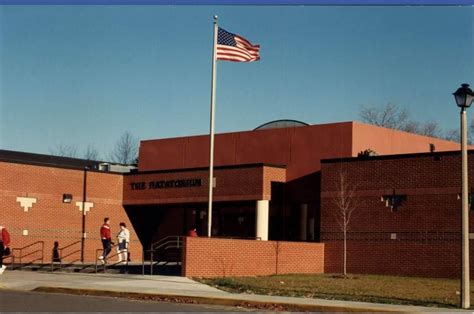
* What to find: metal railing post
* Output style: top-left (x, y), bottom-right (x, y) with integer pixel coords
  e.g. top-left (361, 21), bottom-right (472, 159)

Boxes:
top-left (41, 241), bottom-right (44, 264)
top-left (142, 248), bottom-right (145, 276)
top-left (150, 251), bottom-right (154, 276)
top-left (50, 248), bottom-right (53, 272)
top-left (59, 249), bottom-right (62, 271)
top-left (95, 250), bottom-right (98, 273)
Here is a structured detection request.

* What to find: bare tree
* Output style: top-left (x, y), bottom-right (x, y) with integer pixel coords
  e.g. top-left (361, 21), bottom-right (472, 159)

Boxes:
top-left (443, 120), bottom-right (474, 144)
top-left (109, 131), bottom-right (139, 164)
top-left (359, 103), bottom-right (409, 130)
top-left (400, 120), bottom-right (442, 137)
top-left (83, 145), bottom-right (100, 161)
top-left (333, 171), bottom-right (358, 277)
top-left (359, 103), bottom-right (454, 140)
top-left (444, 128), bottom-right (460, 142)
top-left (401, 120), bottom-right (420, 134)
top-left (418, 121), bottom-right (442, 138)
top-left (49, 144), bottom-right (78, 158)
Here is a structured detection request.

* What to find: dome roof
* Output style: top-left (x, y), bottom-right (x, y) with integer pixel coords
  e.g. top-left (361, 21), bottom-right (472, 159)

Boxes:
top-left (254, 119), bottom-right (309, 131)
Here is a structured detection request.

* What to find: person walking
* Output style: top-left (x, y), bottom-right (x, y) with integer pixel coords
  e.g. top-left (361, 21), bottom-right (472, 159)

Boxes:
top-left (0, 225), bottom-right (11, 275)
top-left (98, 218), bottom-right (112, 264)
top-left (52, 241), bottom-right (61, 263)
top-left (187, 227), bottom-right (198, 237)
top-left (116, 222), bottom-right (130, 264)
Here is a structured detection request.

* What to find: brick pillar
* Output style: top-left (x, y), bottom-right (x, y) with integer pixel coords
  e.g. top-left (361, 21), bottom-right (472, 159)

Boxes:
top-left (256, 200), bottom-right (269, 241)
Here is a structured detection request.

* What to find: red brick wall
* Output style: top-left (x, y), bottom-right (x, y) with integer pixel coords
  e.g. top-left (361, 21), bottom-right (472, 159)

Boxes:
top-left (352, 121), bottom-right (462, 156)
top-left (123, 165), bottom-right (285, 205)
top-left (320, 152), bottom-right (474, 278)
top-left (0, 161), bottom-right (141, 264)
top-left (263, 167), bottom-right (286, 199)
top-left (324, 240), bottom-right (465, 278)
top-left (138, 121), bottom-right (461, 183)
top-left (182, 237), bottom-right (325, 277)
top-left (139, 122), bottom-right (354, 181)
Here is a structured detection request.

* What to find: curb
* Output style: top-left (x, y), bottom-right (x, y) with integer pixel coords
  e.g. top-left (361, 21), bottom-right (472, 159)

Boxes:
top-left (32, 286), bottom-right (421, 312)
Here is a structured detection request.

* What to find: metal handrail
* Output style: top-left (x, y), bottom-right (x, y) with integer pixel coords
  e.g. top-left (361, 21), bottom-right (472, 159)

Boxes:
top-left (141, 248), bottom-right (145, 275)
top-left (11, 241), bottom-right (44, 270)
top-left (150, 235), bottom-right (182, 251)
top-left (147, 236), bottom-right (183, 275)
top-left (2, 248), bottom-right (14, 265)
top-left (150, 239), bottom-right (182, 254)
top-left (51, 241), bottom-right (81, 272)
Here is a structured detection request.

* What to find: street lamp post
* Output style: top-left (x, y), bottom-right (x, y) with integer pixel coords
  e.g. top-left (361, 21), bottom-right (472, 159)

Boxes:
top-left (453, 83), bottom-right (474, 309)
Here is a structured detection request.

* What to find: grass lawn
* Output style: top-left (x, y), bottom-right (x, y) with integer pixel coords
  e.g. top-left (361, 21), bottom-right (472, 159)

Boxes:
top-left (196, 273), bottom-right (471, 308)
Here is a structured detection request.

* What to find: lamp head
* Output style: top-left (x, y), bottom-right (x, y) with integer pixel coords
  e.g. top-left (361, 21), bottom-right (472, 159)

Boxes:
top-left (453, 83), bottom-right (474, 109)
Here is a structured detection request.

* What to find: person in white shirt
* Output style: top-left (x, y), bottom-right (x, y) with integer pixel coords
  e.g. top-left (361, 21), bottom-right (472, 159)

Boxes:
top-left (116, 222), bottom-right (130, 263)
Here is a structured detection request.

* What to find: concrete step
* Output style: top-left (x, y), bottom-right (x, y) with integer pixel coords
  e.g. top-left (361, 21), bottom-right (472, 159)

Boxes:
top-left (7, 262), bottom-right (182, 276)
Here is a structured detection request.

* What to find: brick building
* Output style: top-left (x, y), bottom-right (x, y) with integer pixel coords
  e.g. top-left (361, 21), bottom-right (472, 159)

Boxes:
top-left (321, 151), bottom-right (474, 278)
top-left (0, 120), bottom-right (468, 277)
top-left (0, 152), bottom-right (140, 265)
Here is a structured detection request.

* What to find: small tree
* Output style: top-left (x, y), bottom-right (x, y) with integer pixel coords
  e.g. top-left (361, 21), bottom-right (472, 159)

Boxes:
top-left (109, 131), bottom-right (139, 165)
top-left (333, 171), bottom-right (358, 277)
top-left (273, 240), bottom-right (282, 275)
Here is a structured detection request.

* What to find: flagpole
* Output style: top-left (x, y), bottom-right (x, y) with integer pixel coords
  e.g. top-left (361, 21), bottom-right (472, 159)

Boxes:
top-left (207, 15), bottom-right (218, 238)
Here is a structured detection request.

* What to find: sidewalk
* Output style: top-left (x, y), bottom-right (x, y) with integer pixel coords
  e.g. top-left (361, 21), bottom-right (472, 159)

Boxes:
top-left (0, 270), bottom-right (464, 312)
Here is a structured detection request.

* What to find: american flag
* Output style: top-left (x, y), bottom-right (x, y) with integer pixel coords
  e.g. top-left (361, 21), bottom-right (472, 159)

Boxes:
top-left (216, 27), bottom-right (260, 62)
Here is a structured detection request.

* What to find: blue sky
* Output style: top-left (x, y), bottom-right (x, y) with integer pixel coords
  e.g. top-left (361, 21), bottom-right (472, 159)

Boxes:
top-left (0, 5), bottom-right (473, 158)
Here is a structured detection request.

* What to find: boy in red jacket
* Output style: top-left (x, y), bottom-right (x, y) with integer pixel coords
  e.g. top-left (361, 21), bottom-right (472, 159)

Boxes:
top-left (98, 218), bottom-right (112, 264)
top-left (0, 225), bottom-right (11, 274)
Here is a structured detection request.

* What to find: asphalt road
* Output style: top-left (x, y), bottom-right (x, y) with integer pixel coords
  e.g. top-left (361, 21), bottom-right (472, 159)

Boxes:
top-left (0, 290), bottom-right (247, 312)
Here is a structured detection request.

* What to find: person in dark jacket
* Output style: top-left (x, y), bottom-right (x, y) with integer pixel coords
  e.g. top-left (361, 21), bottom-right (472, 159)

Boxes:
top-left (52, 241), bottom-right (61, 263)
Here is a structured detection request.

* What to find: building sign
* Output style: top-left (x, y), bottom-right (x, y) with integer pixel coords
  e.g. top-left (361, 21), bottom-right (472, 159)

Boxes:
top-left (130, 179), bottom-right (202, 190)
